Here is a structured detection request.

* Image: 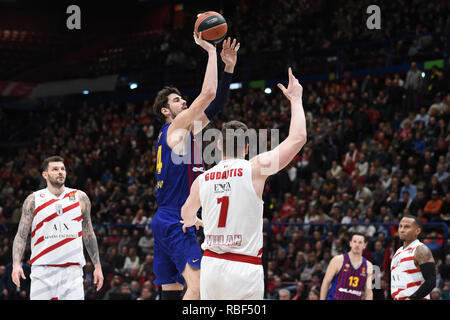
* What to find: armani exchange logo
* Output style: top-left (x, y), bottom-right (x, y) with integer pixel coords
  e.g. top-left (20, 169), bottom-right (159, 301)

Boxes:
top-left (45, 222), bottom-right (77, 239)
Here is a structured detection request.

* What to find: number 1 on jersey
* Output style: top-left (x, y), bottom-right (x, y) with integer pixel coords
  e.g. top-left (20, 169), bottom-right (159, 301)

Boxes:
top-left (217, 196), bottom-right (229, 228)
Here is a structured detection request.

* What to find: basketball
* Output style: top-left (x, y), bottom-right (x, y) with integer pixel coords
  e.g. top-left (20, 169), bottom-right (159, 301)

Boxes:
top-left (194, 11), bottom-right (228, 44)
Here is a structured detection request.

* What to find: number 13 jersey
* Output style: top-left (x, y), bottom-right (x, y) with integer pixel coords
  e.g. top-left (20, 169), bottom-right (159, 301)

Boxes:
top-left (198, 158), bottom-right (264, 257)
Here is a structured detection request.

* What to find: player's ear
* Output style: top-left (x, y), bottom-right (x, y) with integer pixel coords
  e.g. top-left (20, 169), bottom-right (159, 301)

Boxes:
top-left (161, 106), bottom-right (170, 118)
top-left (42, 171), bottom-right (48, 180)
top-left (415, 226), bottom-right (422, 237)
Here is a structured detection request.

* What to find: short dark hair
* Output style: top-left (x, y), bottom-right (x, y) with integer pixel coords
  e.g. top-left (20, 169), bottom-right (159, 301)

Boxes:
top-left (401, 215), bottom-right (422, 228)
top-left (350, 232), bottom-right (367, 243)
top-left (152, 86), bottom-right (181, 123)
top-left (221, 120), bottom-right (249, 158)
top-left (42, 155), bottom-right (64, 172)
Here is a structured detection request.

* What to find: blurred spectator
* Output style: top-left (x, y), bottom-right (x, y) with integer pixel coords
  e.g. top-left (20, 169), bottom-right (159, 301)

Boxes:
top-left (137, 230), bottom-right (154, 255)
top-left (404, 61), bottom-right (422, 112)
top-left (0, 265), bottom-right (8, 300)
top-left (137, 286), bottom-right (154, 300)
top-left (278, 288), bottom-right (291, 300)
top-left (430, 288), bottom-right (442, 300)
top-left (306, 287), bottom-right (320, 300)
top-left (123, 248), bottom-right (140, 272)
top-left (423, 191), bottom-right (443, 221)
top-left (423, 231), bottom-right (443, 257)
top-left (291, 281), bottom-right (307, 300)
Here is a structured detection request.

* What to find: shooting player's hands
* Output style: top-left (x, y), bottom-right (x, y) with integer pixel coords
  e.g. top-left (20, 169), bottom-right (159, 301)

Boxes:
top-left (277, 67), bottom-right (303, 102)
top-left (220, 37), bottom-right (240, 70)
top-left (194, 32), bottom-right (216, 53)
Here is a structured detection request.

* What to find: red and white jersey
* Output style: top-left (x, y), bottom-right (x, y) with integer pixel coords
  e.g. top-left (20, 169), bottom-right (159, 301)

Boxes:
top-left (30, 187), bottom-right (85, 267)
top-left (198, 158), bottom-right (264, 257)
top-left (390, 239), bottom-right (430, 300)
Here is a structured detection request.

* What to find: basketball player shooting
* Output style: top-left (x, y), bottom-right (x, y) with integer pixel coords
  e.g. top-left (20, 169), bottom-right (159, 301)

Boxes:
top-left (390, 215), bottom-right (436, 300)
top-left (11, 156), bottom-right (103, 300)
top-left (320, 233), bottom-right (374, 300)
top-left (151, 33), bottom-right (240, 300)
top-left (180, 67), bottom-right (307, 299)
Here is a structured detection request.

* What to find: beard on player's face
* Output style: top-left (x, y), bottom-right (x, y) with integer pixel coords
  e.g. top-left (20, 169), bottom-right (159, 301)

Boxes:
top-left (47, 174), bottom-right (65, 188)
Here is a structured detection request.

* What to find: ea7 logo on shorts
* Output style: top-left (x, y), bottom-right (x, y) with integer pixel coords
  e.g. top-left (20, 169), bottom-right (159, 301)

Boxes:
top-left (214, 182), bottom-right (231, 193)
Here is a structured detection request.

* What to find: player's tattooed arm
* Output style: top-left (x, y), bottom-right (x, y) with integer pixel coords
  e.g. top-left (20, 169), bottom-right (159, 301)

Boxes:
top-left (414, 244), bottom-right (434, 266)
top-left (79, 191), bottom-right (100, 266)
top-left (12, 193), bottom-right (34, 265)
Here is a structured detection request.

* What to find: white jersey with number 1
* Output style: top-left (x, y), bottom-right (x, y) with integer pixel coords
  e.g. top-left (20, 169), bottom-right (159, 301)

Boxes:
top-left (199, 158), bottom-right (264, 256)
top-left (198, 158), bottom-right (264, 300)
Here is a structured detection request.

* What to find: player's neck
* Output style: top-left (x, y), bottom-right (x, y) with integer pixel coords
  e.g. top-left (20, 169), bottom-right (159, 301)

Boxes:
top-left (348, 251), bottom-right (362, 262)
top-left (403, 239), bottom-right (416, 248)
top-left (47, 185), bottom-right (65, 198)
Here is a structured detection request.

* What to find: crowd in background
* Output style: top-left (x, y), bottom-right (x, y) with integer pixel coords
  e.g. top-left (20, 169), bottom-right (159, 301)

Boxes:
top-left (0, 0), bottom-right (449, 301)
top-left (0, 58), bottom-right (449, 299)
top-left (86, 0), bottom-right (450, 87)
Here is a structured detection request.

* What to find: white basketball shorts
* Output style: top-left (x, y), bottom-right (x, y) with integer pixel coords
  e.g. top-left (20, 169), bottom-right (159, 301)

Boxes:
top-left (30, 264), bottom-right (84, 300)
top-left (200, 250), bottom-right (264, 300)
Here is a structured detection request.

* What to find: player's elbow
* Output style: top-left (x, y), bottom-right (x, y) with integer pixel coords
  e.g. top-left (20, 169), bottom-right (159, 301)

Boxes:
top-left (298, 134), bottom-right (307, 146)
top-left (290, 134), bottom-right (307, 149)
top-left (201, 88), bottom-right (216, 102)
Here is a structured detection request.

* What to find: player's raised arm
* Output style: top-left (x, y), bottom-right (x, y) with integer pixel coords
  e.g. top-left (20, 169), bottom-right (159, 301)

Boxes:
top-left (250, 67), bottom-right (307, 178)
top-left (193, 37), bottom-right (240, 133)
top-left (180, 177), bottom-right (203, 233)
top-left (167, 33), bottom-right (218, 144)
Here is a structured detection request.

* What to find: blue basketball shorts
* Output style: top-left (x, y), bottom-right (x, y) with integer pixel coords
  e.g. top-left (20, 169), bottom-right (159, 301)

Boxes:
top-left (151, 207), bottom-right (202, 286)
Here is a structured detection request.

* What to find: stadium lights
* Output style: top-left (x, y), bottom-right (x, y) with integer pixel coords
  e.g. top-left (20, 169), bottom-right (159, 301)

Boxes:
top-left (421, 72), bottom-right (425, 78)
top-left (229, 82), bottom-right (242, 90)
top-left (264, 87), bottom-right (272, 94)
top-left (82, 90), bottom-right (89, 95)
top-left (129, 82), bottom-right (138, 90)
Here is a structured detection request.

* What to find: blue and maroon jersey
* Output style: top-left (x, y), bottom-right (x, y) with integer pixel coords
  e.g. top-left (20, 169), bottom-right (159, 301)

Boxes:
top-left (327, 253), bottom-right (368, 300)
top-left (155, 122), bottom-right (204, 217)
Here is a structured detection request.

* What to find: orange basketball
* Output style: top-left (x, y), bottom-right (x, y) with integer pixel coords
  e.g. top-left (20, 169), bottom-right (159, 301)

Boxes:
top-left (194, 11), bottom-right (227, 44)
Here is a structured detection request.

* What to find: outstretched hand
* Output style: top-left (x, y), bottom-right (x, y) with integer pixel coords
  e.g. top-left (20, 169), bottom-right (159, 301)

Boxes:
top-left (220, 37), bottom-right (240, 70)
top-left (277, 67), bottom-right (303, 101)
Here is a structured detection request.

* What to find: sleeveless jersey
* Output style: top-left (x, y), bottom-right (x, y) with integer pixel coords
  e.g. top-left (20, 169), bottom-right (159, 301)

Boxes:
top-left (30, 187), bottom-right (85, 267)
top-left (155, 122), bottom-right (204, 214)
top-left (390, 239), bottom-right (430, 300)
top-left (198, 158), bottom-right (264, 257)
top-left (327, 253), bottom-right (368, 300)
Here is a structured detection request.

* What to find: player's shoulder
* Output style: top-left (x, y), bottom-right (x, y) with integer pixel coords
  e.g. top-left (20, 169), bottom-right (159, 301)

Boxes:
top-left (75, 189), bottom-right (88, 200)
top-left (414, 243), bottom-right (433, 261)
top-left (330, 254), bottom-right (345, 265)
top-left (364, 257), bottom-right (373, 269)
top-left (24, 191), bottom-right (36, 203)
